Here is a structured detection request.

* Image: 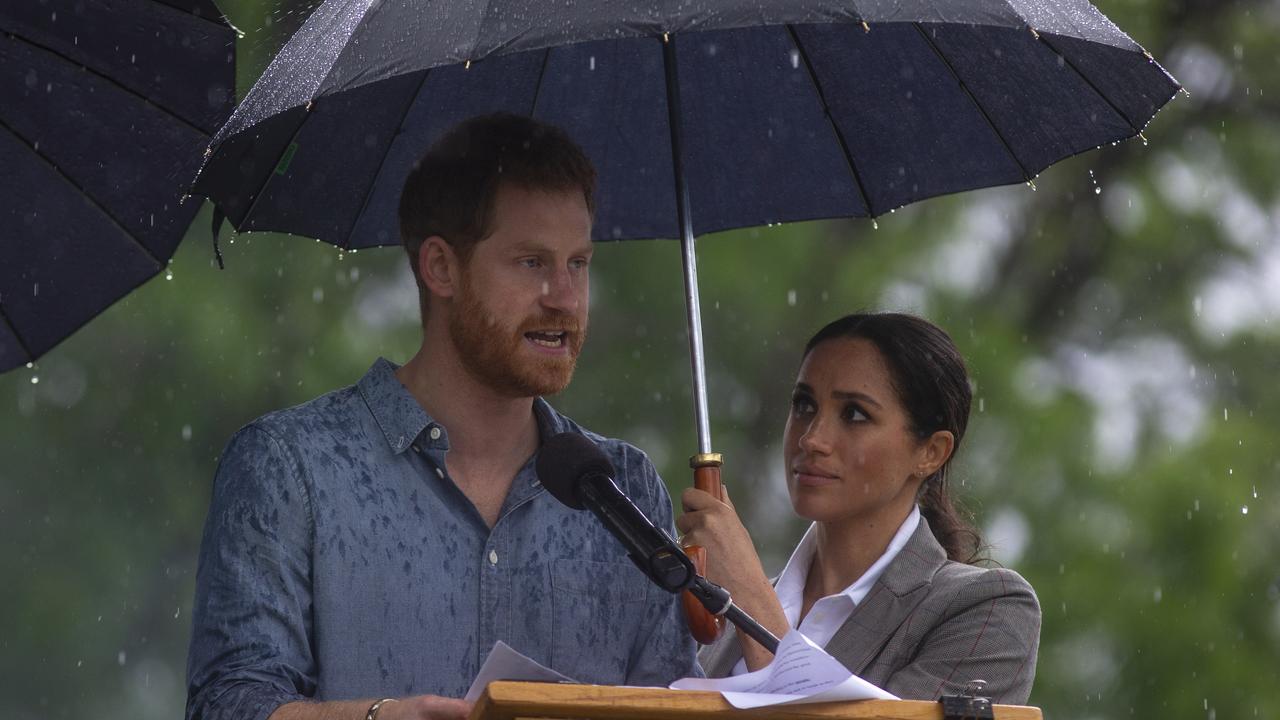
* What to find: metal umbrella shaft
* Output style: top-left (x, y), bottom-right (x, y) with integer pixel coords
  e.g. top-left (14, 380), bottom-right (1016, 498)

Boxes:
top-left (662, 35), bottom-right (713, 457)
top-left (663, 34), bottom-right (728, 646)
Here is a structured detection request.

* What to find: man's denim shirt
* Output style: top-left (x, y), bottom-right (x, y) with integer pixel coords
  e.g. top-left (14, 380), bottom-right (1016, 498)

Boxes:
top-left (186, 359), bottom-right (700, 720)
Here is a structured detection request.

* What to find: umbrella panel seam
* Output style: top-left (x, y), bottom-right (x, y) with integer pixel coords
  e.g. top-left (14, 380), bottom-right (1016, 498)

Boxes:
top-left (528, 47), bottom-right (552, 118)
top-left (911, 22), bottom-right (1033, 184)
top-left (0, 302), bottom-right (35, 366)
top-left (0, 114), bottom-right (168, 271)
top-left (4, 30), bottom-right (222, 137)
top-left (142, 0), bottom-right (234, 30)
top-left (340, 67), bottom-right (435, 250)
top-left (230, 108), bottom-right (314, 238)
top-left (1033, 33), bottom-right (1141, 134)
top-left (785, 24), bottom-right (875, 218)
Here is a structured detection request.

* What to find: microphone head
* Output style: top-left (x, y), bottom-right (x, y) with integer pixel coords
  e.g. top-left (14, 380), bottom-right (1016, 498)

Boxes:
top-left (536, 432), bottom-right (616, 511)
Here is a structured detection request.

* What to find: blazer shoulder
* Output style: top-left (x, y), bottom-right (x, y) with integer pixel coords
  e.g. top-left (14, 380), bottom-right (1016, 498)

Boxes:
top-left (934, 562), bottom-right (1038, 599)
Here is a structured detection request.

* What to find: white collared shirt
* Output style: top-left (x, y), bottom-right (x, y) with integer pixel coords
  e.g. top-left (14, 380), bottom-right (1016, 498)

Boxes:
top-left (730, 505), bottom-right (922, 675)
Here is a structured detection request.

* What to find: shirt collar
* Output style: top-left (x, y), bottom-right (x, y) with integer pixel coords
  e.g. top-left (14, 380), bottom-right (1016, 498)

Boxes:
top-left (357, 357), bottom-right (574, 455)
top-left (357, 357), bottom-right (441, 455)
top-left (531, 397), bottom-right (574, 442)
top-left (773, 504), bottom-right (923, 621)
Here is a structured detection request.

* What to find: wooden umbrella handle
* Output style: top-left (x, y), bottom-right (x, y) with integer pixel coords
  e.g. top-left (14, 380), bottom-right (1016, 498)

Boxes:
top-left (681, 455), bottom-right (726, 645)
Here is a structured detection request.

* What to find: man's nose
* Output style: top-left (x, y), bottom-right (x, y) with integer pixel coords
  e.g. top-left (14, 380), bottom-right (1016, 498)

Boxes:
top-left (539, 267), bottom-right (581, 312)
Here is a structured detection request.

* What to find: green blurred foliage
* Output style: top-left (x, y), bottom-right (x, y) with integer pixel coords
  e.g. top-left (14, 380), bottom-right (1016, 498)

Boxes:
top-left (2, 1), bottom-right (1278, 718)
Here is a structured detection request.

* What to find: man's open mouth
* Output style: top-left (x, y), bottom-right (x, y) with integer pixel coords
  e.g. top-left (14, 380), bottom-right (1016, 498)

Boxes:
top-left (524, 330), bottom-right (568, 348)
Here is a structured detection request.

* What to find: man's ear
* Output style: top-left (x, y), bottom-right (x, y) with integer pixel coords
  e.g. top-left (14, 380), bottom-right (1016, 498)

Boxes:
top-left (419, 236), bottom-right (460, 299)
top-left (915, 430), bottom-right (955, 479)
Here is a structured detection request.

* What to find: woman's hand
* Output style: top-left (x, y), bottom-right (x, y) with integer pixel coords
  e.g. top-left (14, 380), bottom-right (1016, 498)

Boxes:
top-left (677, 486), bottom-right (770, 599)
top-left (677, 485), bottom-right (791, 670)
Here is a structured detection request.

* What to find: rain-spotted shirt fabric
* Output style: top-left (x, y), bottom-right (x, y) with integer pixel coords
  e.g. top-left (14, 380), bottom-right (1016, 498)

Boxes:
top-left (185, 358), bottom-right (700, 720)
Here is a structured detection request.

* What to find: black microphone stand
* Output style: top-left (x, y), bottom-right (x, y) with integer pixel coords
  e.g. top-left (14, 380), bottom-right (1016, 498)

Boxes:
top-left (685, 575), bottom-right (781, 654)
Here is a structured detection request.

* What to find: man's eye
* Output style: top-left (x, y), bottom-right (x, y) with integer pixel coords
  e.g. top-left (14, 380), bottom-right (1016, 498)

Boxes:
top-left (520, 258), bottom-right (542, 269)
top-left (570, 257), bottom-right (590, 270)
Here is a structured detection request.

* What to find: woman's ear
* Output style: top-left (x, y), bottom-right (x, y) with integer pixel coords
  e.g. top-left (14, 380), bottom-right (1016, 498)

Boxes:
top-left (915, 430), bottom-right (955, 479)
top-left (419, 236), bottom-right (460, 299)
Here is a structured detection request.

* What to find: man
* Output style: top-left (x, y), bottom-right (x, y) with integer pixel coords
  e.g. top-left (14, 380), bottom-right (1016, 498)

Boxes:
top-left (186, 114), bottom-right (699, 720)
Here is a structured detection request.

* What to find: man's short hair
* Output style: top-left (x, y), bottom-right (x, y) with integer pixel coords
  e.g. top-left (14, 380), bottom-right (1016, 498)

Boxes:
top-left (398, 113), bottom-right (597, 306)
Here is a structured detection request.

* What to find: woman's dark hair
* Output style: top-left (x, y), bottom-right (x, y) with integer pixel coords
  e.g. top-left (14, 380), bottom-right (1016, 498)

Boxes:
top-left (803, 312), bottom-right (983, 563)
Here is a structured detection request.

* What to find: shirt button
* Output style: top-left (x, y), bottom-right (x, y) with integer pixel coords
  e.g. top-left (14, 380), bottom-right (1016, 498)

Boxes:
top-left (488, 550), bottom-right (499, 566)
top-left (435, 467), bottom-right (444, 479)
top-left (429, 426), bottom-right (442, 440)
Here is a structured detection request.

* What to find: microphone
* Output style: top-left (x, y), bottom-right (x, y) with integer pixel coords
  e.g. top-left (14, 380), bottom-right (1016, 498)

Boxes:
top-left (536, 432), bottom-right (695, 593)
top-left (537, 432), bottom-right (782, 654)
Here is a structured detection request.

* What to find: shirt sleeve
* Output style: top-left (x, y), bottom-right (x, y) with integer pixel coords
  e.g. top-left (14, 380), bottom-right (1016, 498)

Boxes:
top-left (882, 567), bottom-right (1041, 704)
top-left (619, 445), bottom-right (704, 685)
top-left (186, 425), bottom-right (317, 720)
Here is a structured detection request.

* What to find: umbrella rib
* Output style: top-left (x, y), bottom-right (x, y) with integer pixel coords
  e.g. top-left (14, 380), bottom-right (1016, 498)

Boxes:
top-left (0, 117), bottom-right (168, 271)
top-left (1032, 33), bottom-right (1141, 133)
top-left (163, 0), bottom-right (238, 30)
top-left (230, 105), bottom-right (316, 238)
top-left (6, 31), bottom-right (221, 138)
top-left (785, 25), bottom-right (875, 217)
top-left (911, 23), bottom-right (1033, 184)
top-left (528, 47), bottom-right (552, 117)
top-left (0, 303), bottom-right (36, 366)
top-left (340, 67), bottom-right (434, 250)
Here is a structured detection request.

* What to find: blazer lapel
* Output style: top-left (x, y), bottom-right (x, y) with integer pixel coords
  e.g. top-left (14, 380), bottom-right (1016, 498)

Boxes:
top-left (822, 516), bottom-right (947, 675)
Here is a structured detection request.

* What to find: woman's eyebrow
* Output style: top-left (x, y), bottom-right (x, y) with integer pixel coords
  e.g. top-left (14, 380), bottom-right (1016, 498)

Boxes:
top-left (830, 389), bottom-right (883, 409)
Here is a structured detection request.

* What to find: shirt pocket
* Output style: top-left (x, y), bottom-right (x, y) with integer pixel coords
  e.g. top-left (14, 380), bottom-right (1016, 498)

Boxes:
top-left (550, 558), bottom-right (648, 684)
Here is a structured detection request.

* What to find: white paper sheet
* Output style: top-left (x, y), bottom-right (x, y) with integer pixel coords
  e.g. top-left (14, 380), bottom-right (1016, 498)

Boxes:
top-left (670, 630), bottom-right (898, 708)
top-left (463, 641), bottom-right (575, 703)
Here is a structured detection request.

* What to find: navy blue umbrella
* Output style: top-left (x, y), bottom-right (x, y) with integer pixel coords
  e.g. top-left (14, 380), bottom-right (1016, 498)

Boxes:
top-left (193, 0), bottom-right (1177, 644)
top-left (0, 0), bottom-right (236, 373)
top-left (196, 1), bottom-right (1178, 248)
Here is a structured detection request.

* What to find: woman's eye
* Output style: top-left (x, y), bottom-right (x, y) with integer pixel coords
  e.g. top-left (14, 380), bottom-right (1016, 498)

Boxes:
top-left (841, 404), bottom-right (868, 423)
top-left (790, 395), bottom-right (815, 415)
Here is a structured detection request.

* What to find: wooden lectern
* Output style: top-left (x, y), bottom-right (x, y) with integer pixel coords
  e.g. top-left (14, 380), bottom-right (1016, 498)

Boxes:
top-left (472, 681), bottom-right (1043, 720)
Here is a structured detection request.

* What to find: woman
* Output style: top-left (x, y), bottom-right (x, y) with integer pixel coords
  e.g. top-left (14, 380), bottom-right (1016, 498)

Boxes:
top-left (679, 312), bottom-right (1040, 704)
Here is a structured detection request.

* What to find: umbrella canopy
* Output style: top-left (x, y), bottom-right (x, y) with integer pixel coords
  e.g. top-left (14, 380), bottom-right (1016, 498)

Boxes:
top-left (0, 0), bottom-right (236, 373)
top-left (194, 0), bottom-right (1178, 250)
top-left (192, 0), bottom-right (1179, 644)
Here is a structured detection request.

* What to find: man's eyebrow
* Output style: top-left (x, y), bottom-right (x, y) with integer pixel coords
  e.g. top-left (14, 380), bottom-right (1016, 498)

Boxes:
top-left (510, 241), bottom-right (594, 255)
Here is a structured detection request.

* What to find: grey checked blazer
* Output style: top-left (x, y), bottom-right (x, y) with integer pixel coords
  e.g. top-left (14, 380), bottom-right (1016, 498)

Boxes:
top-left (699, 516), bottom-right (1041, 704)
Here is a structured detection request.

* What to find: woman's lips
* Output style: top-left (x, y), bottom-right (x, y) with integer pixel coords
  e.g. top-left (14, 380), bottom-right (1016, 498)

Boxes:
top-left (792, 467), bottom-right (840, 487)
